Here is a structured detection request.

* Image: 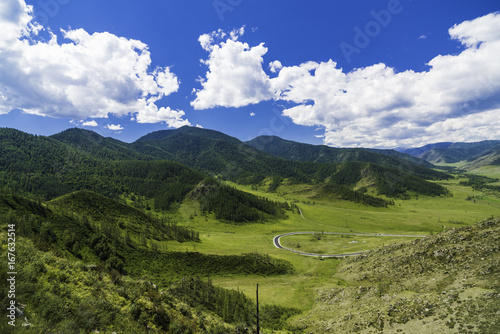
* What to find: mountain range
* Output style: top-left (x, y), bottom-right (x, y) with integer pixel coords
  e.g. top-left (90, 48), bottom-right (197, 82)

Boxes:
top-left (0, 126), bottom-right (453, 207)
top-left (2, 124), bottom-right (498, 212)
top-left (396, 140), bottom-right (500, 167)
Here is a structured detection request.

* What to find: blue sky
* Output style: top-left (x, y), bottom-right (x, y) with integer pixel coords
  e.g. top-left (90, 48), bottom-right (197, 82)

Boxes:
top-left (0, 0), bottom-right (499, 147)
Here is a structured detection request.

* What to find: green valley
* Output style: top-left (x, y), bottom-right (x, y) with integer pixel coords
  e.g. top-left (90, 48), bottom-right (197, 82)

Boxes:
top-left (1, 126), bottom-right (499, 333)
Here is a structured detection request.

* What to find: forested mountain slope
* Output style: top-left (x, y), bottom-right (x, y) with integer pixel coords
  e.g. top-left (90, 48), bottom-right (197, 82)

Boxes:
top-left (0, 128), bottom-right (289, 217)
top-left (0, 127), bottom-right (203, 206)
top-left (133, 126), bottom-right (317, 182)
top-left (247, 135), bottom-right (435, 168)
top-left (1, 127), bottom-right (452, 203)
top-left (131, 127), bottom-right (450, 197)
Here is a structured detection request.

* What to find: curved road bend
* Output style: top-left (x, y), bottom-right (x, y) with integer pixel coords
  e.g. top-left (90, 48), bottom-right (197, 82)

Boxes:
top-left (273, 231), bottom-right (426, 258)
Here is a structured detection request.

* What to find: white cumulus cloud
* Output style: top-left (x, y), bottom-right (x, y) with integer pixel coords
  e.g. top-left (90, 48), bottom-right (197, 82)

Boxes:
top-left (106, 124), bottom-right (124, 131)
top-left (449, 12), bottom-right (500, 47)
top-left (273, 12), bottom-right (500, 147)
top-left (0, 0), bottom-right (189, 128)
top-left (269, 60), bottom-right (282, 73)
top-left (134, 102), bottom-right (191, 128)
top-left (193, 13), bottom-right (500, 147)
top-left (82, 120), bottom-right (98, 127)
top-left (191, 27), bottom-right (274, 109)
top-left (0, 0), bottom-right (41, 48)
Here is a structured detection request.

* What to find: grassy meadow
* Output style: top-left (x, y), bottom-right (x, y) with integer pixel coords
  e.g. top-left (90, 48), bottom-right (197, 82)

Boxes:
top-left (280, 234), bottom-right (423, 255)
top-left (156, 174), bottom-right (500, 318)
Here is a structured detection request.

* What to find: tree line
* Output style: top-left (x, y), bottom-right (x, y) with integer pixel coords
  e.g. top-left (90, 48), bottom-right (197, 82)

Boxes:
top-left (169, 276), bottom-right (301, 331)
top-left (196, 179), bottom-right (293, 223)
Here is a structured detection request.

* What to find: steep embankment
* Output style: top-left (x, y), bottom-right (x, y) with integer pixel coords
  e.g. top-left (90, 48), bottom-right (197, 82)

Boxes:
top-left (294, 218), bottom-right (500, 333)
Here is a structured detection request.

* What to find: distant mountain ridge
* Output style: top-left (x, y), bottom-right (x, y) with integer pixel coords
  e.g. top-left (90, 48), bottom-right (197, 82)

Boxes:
top-left (246, 135), bottom-right (435, 168)
top-left (397, 140), bottom-right (500, 167)
top-left (0, 126), bottom-right (451, 202)
top-left (396, 142), bottom-right (454, 157)
top-left (131, 127), bottom-right (451, 197)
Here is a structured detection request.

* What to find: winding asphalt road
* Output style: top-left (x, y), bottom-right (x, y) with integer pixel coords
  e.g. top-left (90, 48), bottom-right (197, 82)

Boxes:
top-left (273, 231), bottom-right (426, 258)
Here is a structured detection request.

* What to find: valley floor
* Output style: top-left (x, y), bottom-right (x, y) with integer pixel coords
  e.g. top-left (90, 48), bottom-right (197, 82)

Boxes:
top-left (163, 177), bottom-right (500, 333)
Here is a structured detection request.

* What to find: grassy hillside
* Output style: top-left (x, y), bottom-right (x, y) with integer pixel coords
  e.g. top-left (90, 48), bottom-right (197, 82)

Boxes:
top-left (0, 235), bottom-right (237, 334)
top-left (261, 161), bottom-right (449, 201)
top-left (50, 190), bottom-right (200, 242)
top-left (0, 192), bottom-right (298, 332)
top-left (293, 218), bottom-right (500, 333)
top-left (50, 190), bottom-right (154, 222)
top-left (461, 146), bottom-right (500, 170)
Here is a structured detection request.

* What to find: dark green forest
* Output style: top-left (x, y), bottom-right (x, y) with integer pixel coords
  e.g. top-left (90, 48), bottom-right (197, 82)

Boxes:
top-left (193, 179), bottom-right (293, 223)
top-left (319, 184), bottom-right (395, 207)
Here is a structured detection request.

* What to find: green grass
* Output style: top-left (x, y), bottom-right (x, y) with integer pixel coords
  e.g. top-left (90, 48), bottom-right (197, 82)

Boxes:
top-left (2, 169), bottom-right (498, 332)
top-left (435, 160), bottom-right (500, 182)
top-left (160, 176), bottom-right (500, 317)
top-left (472, 165), bottom-right (500, 181)
top-left (280, 234), bottom-right (423, 255)
top-left (292, 218), bottom-right (500, 333)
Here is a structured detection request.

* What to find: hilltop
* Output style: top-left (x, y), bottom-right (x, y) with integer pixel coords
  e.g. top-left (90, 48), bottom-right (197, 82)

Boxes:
top-left (50, 128), bottom-right (152, 161)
